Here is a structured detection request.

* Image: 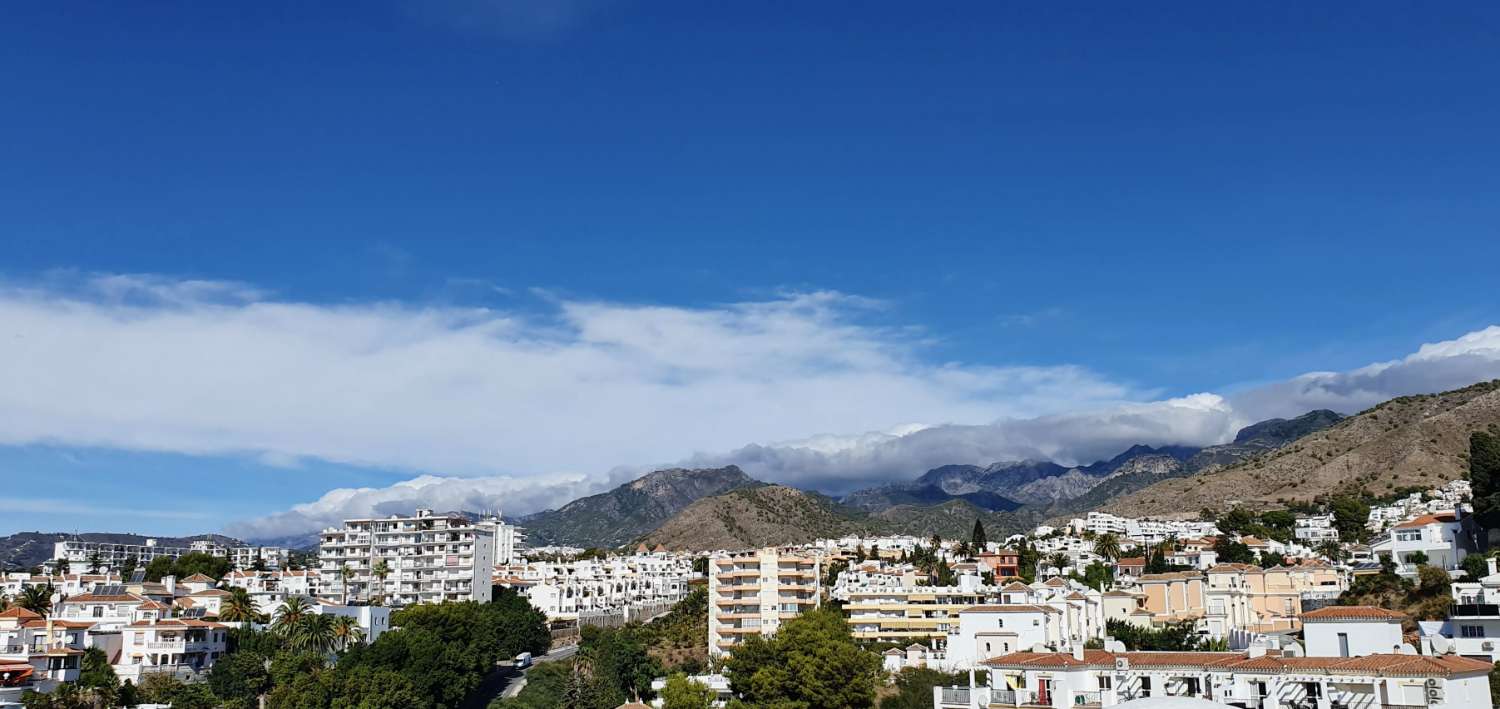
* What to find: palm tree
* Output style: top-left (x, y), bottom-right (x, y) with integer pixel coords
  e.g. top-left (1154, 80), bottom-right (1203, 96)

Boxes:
top-left (17, 584), bottom-right (54, 617)
top-left (330, 615), bottom-right (364, 651)
top-left (371, 560), bottom-right (391, 605)
top-left (1047, 553), bottom-right (1070, 576)
top-left (273, 596), bottom-right (311, 633)
top-left (340, 564), bottom-right (354, 604)
top-left (1093, 533), bottom-right (1121, 561)
top-left (288, 613), bottom-right (336, 654)
top-left (219, 587), bottom-right (259, 624)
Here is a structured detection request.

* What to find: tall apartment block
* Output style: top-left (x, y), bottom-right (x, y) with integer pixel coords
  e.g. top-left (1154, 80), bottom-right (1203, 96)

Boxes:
top-left (708, 548), bottom-right (821, 657)
top-left (319, 509), bottom-right (495, 606)
top-left (476, 517), bottom-right (527, 565)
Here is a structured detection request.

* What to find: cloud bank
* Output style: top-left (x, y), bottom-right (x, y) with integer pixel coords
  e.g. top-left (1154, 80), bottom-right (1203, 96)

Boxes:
top-left (3, 274), bottom-right (1497, 540)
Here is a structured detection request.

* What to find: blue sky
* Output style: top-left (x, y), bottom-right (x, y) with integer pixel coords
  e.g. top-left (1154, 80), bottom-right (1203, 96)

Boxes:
top-left (2, 2), bottom-right (1498, 538)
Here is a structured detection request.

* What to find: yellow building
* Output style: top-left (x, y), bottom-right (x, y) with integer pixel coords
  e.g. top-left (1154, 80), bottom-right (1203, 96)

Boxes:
top-left (708, 548), bottom-right (821, 657)
top-left (843, 585), bottom-right (989, 648)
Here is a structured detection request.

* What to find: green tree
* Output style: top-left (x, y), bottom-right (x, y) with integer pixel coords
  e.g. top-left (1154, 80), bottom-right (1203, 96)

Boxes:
top-left (1471, 432), bottom-right (1500, 545)
top-left (16, 585), bottom-right (53, 616)
top-left (1329, 496), bottom-right (1372, 543)
top-left (1092, 533), bottom-right (1120, 561)
top-left (273, 597), bottom-right (312, 633)
top-left (1417, 565), bottom-right (1451, 597)
top-left (331, 614), bottom-right (364, 651)
top-left (85, 553), bottom-right (103, 574)
top-left (970, 519), bottom-right (988, 549)
top-left (1462, 553), bottom-right (1492, 581)
top-left (726, 607), bottom-right (879, 708)
top-left (660, 673), bottom-right (715, 709)
top-left (142, 555), bottom-right (176, 583)
top-left (208, 649), bottom-right (273, 705)
top-left (219, 587), bottom-right (260, 624)
top-left (119, 555), bottom-right (138, 579)
top-left (372, 559), bottom-right (391, 605)
top-left (1407, 550), bottom-right (1430, 568)
top-left (881, 667), bottom-right (971, 709)
top-left (1213, 537), bottom-right (1256, 565)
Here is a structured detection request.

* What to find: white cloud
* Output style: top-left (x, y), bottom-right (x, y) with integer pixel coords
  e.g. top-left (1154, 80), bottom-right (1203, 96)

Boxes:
top-left (0, 274), bottom-right (1144, 537)
top-left (226, 473), bottom-right (595, 541)
top-left (6, 274), bottom-right (1497, 540)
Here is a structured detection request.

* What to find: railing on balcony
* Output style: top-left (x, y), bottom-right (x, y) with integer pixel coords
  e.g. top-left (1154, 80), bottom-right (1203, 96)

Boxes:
top-left (937, 687), bottom-right (972, 705)
top-left (1451, 603), bottom-right (1500, 617)
top-left (1073, 690), bottom-right (1102, 705)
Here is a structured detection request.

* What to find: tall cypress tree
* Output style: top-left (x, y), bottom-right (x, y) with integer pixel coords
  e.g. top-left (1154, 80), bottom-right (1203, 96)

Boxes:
top-left (971, 519), bottom-right (988, 549)
top-left (1470, 431), bottom-right (1500, 547)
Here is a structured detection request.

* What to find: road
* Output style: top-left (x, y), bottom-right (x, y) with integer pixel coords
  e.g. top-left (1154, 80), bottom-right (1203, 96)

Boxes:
top-left (461, 642), bottom-right (579, 708)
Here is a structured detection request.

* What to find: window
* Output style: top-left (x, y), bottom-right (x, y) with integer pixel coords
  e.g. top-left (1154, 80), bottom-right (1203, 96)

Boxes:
top-left (1337, 632), bottom-right (1350, 657)
top-left (1461, 625), bottom-right (1487, 638)
top-left (1098, 676), bottom-right (1113, 689)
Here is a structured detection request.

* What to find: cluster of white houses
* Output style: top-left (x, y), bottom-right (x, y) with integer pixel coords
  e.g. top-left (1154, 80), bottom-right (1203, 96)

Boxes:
top-left (0, 569), bottom-right (389, 704)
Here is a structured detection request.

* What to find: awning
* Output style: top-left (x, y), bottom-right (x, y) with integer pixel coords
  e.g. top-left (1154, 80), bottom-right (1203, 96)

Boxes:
top-left (0, 663), bottom-right (35, 687)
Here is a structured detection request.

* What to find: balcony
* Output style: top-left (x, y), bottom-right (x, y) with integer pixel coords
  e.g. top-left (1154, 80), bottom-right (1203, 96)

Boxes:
top-left (1451, 603), bottom-right (1500, 617)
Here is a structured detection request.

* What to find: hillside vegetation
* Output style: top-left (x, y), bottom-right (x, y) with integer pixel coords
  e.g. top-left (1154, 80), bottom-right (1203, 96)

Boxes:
top-left (1103, 380), bottom-right (1500, 518)
top-left (641, 485), bottom-right (877, 551)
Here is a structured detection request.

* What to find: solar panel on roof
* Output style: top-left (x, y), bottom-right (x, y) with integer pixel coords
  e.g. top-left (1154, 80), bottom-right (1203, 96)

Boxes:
top-left (97, 584), bottom-right (126, 596)
top-left (129, 570), bottom-right (146, 583)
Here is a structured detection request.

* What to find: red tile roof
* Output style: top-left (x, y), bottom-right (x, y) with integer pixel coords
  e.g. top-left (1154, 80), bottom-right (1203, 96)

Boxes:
top-left (1300, 606), bottom-right (1408, 622)
top-left (960, 604), bottom-right (1060, 614)
top-left (983, 650), bottom-right (1490, 677)
top-left (0, 607), bottom-right (44, 620)
top-left (1394, 512), bottom-right (1458, 529)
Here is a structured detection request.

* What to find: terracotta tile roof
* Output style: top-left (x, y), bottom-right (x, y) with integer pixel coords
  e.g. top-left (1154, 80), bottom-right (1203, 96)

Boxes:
top-left (982, 650), bottom-right (1491, 678)
top-left (960, 604), bottom-right (1060, 614)
top-left (62, 593), bottom-right (144, 604)
top-left (1138, 571), bottom-right (1203, 582)
top-left (1208, 563), bottom-right (1263, 573)
top-left (1042, 577), bottom-right (1068, 587)
top-left (1000, 581), bottom-right (1032, 592)
top-left (1394, 512), bottom-right (1458, 529)
top-left (0, 607), bottom-right (44, 620)
top-left (982, 649), bottom-right (1116, 668)
top-left (189, 589), bottom-right (231, 597)
top-left (127, 618), bottom-right (226, 629)
top-left (1301, 606), bottom-right (1408, 622)
top-left (180, 573), bottom-right (217, 583)
top-left (21, 619), bottom-right (94, 629)
top-left (1064, 592), bottom-right (1088, 601)
top-left (1115, 557), bottom-right (1145, 566)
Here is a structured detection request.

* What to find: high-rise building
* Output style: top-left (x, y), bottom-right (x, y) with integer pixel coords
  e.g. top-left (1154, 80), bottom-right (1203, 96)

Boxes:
top-left (319, 509), bottom-right (494, 606)
top-left (708, 548), bottom-right (821, 658)
top-left (476, 517), bottom-right (527, 565)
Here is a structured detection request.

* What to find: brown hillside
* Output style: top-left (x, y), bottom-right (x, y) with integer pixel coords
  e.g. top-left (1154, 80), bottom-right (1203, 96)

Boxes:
top-left (1100, 380), bottom-right (1500, 518)
top-left (640, 485), bottom-right (875, 551)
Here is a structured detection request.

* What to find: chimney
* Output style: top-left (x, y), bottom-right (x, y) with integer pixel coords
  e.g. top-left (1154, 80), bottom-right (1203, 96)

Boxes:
top-left (1488, 557), bottom-right (1497, 578)
top-left (1071, 643), bottom-right (1084, 661)
top-left (163, 575), bottom-right (177, 596)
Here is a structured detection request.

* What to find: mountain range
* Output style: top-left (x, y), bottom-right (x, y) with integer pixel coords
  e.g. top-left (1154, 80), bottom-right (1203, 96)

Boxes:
top-left (16, 381), bottom-right (1496, 559)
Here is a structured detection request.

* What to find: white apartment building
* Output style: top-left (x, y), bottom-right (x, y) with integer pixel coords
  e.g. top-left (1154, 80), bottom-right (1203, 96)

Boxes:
top-left (937, 645), bottom-right (1493, 709)
top-left (476, 517), bottom-right (527, 565)
top-left (708, 548), bottom-right (821, 658)
top-left (319, 509), bottom-right (495, 606)
top-left (1370, 511), bottom-right (1468, 576)
top-left (50, 539), bottom-right (287, 573)
top-left (115, 618), bottom-right (228, 684)
top-left (1293, 513), bottom-right (1340, 544)
top-left (224, 569), bottom-right (323, 616)
top-left (1446, 558), bottom-right (1500, 661)
top-left (0, 607), bottom-right (90, 693)
top-left (225, 546), bottom-right (290, 571)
